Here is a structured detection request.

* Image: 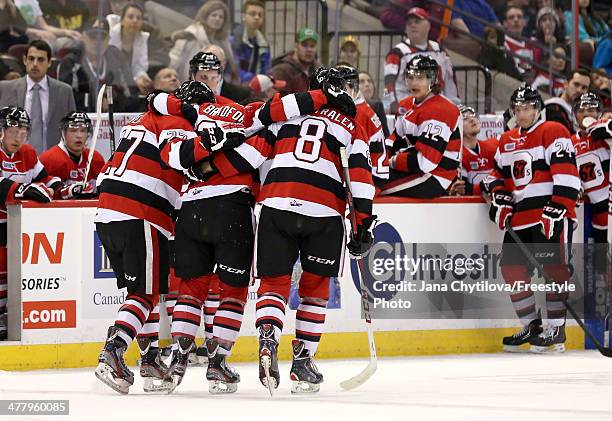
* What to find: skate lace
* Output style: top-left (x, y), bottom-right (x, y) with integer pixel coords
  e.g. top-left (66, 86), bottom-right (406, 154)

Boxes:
top-left (511, 325), bottom-right (530, 338)
top-left (540, 326), bottom-right (557, 339)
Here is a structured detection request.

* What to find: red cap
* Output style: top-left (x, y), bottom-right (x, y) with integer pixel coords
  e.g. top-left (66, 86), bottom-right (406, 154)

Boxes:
top-left (406, 7), bottom-right (430, 20)
top-left (249, 75), bottom-right (287, 94)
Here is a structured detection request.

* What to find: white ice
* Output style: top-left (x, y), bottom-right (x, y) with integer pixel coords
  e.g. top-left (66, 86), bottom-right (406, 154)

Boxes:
top-left (1, 351), bottom-right (612, 421)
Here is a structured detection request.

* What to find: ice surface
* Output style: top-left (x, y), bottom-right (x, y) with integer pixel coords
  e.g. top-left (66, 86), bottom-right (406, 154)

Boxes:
top-left (1, 351), bottom-right (611, 420)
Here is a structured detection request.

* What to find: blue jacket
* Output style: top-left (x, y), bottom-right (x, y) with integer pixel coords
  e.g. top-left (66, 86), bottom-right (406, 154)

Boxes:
top-left (230, 24), bottom-right (271, 84)
top-left (593, 30), bottom-right (612, 75)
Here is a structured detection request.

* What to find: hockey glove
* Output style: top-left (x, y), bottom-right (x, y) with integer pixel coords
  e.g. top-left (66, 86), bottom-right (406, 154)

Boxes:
top-left (586, 118), bottom-right (612, 142)
top-left (59, 180), bottom-right (97, 199)
top-left (197, 124), bottom-right (245, 152)
top-left (322, 82), bottom-right (356, 117)
top-left (489, 190), bottom-right (513, 230)
top-left (14, 182), bottom-right (52, 203)
top-left (185, 159), bottom-right (217, 183)
top-left (539, 201), bottom-right (566, 240)
top-left (347, 215), bottom-right (377, 257)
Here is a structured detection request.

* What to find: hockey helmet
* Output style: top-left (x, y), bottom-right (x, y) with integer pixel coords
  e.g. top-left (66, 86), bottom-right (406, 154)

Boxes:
top-left (458, 104), bottom-right (477, 119)
top-left (510, 85), bottom-right (543, 111)
top-left (189, 52), bottom-right (222, 77)
top-left (404, 55), bottom-right (439, 87)
top-left (0, 106), bottom-right (31, 132)
top-left (174, 80), bottom-right (216, 105)
top-left (335, 64), bottom-right (359, 92)
top-left (61, 111), bottom-right (92, 134)
top-left (573, 92), bottom-right (602, 115)
top-left (310, 66), bottom-right (330, 90)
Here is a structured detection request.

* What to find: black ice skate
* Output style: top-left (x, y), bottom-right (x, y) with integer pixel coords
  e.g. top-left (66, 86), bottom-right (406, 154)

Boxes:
top-left (529, 325), bottom-right (566, 353)
top-left (205, 339), bottom-right (240, 394)
top-left (290, 340), bottom-right (323, 394)
top-left (195, 338), bottom-right (211, 366)
top-left (95, 326), bottom-right (134, 394)
top-left (137, 337), bottom-right (174, 393)
top-left (258, 324), bottom-right (280, 396)
top-left (502, 318), bottom-right (542, 352)
top-left (166, 336), bottom-right (195, 393)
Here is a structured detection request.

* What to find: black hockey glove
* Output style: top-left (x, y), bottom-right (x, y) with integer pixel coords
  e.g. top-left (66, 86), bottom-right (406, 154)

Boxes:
top-left (59, 180), bottom-right (97, 199)
top-left (185, 159), bottom-right (218, 183)
top-left (14, 182), bottom-right (52, 203)
top-left (322, 82), bottom-right (356, 117)
top-left (489, 190), bottom-right (513, 230)
top-left (539, 201), bottom-right (566, 240)
top-left (180, 103), bottom-right (199, 127)
top-left (587, 118), bottom-right (612, 142)
top-left (347, 215), bottom-right (377, 257)
top-left (197, 124), bottom-right (245, 152)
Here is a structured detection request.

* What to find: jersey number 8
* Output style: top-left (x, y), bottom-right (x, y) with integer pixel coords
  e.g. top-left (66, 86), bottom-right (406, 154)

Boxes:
top-left (294, 118), bottom-right (327, 163)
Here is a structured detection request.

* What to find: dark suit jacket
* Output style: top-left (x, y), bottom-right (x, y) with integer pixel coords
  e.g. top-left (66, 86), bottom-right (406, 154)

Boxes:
top-left (220, 81), bottom-right (251, 105)
top-left (0, 75), bottom-right (76, 153)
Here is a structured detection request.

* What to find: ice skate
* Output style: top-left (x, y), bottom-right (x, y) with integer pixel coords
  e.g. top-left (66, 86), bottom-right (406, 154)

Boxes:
top-left (258, 324), bottom-right (279, 396)
top-left (95, 326), bottom-right (134, 394)
top-left (502, 318), bottom-right (542, 352)
top-left (290, 340), bottom-right (323, 394)
top-left (137, 337), bottom-right (173, 393)
top-left (195, 338), bottom-right (211, 366)
top-left (205, 339), bottom-right (240, 394)
top-left (530, 325), bottom-right (566, 353)
top-left (166, 336), bottom-right (195, 393)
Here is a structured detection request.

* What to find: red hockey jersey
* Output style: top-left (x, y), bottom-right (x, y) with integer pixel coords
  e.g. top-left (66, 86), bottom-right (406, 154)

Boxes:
top-left (95, 112), bottom-right (193, 238)
top-left (355, 96), bottom-right (388, 191)
top-left (39, 143), bottom-right (105, 185)
top-left (461, 137), bottom-right (498, 196)
top-left (572, 131), bottom-right (609, 230)
top-left (382, 94), bottom-right (461, 195)
top-left (483, 119), bottom-right (580, 230)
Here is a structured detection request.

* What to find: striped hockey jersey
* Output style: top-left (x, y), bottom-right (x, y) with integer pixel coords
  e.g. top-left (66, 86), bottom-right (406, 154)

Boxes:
top-left (382, 94), bottom-right (461, 195)
top-left (95, 112), bottom-right (194, 238)
top-left (212, 107), bottom-right (374, 223)
top-left (483, 119), bottom-right (580, 230)
top-left (39, 143), bottom-right (105, 185)
top-left (572, 131), bottom-right (609, 231)
top-left (355, 96), bottom-right (388, 191)
top-left (461, 137), bottom-right (498, 196)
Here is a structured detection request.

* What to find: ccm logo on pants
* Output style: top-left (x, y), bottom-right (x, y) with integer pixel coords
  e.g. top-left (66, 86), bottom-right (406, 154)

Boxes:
top-left (22, 300), bottom-right (76, 329)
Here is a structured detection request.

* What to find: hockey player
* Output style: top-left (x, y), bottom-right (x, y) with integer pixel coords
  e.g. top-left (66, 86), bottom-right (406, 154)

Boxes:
top-left (0, 106), bottom-right (59, 340)
top-left (205, 68), bottom-right (375, 394)
top-left (39, 112), bottom-right (105, 199)
top-left (449, 105), bottom-right (498, 196)
top-left (380, 55), bottom-right (461, 198)
top-left (335, 64), bottom-right (389, 192)
top-left (93, 81), bottom-right (212, 394)
top-left (482, 85), bottom-right (580, 353)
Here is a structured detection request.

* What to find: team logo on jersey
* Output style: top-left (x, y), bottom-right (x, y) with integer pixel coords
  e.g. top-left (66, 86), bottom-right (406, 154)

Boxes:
top-left (371, 114), bottom-right (382, 129)
top-left (470, 161), bottom-right (479, 170)
top-left (504, 143), bottom-right (516, 151)
top-left (2, 161), bottom-right (16, 170)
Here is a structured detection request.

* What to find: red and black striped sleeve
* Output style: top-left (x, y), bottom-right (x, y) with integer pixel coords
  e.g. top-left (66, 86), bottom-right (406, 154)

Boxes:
top-left (543, 122), bottom-right (580, 212)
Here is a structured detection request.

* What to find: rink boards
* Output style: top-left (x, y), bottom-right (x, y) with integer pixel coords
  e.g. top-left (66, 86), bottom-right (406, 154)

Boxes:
top-left (0, 198), bottom-right (586, 370)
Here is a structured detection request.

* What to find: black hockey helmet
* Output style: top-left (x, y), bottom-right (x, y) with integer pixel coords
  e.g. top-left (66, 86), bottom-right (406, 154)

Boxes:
top-left (404, 54), bottom-right (439, 86)
top-left (573, 92), bottom-right (602, 114)
top-left (335, 64), bottom-right (359, 91)
top-left (310, 66), bottom-right (347, 91)
top-left (189, 52), bottom-right (222, 77)
top-left (61, 111), bottom-right (92, 134)
top-left (310, 66), bottom-right (329, 90)
top-left (510, 85), bottom-right (543, 111)
top-left (0, 106), bottom-right (30, 131)
top-left (174, 80), bottom-right (216, 105)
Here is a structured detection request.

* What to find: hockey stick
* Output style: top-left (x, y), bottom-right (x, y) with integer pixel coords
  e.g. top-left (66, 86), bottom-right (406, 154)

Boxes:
top-left (338, 147), bottom-right (378, 390)
top-left (504, 221), bottom-right (612, 357)
top-left (82, 84), bottom-right (106, 188)
top-left (106, 85), bottom-right (116, 155)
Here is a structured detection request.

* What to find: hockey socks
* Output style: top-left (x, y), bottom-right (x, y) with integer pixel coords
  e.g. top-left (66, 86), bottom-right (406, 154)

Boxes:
top-left (114, 294), bottom-right (154, 346)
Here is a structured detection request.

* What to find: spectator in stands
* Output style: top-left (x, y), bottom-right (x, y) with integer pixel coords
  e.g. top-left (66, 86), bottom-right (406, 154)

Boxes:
top-left (109, 2), bottom-right (152, 95)
top-left (15, 0), bottom-right (81, 46)
top-left (231, 0), bottom-right (270, 84)
top-left (478, 26), bottom-right (523, 80)
top-left (533, 7), bottom-right (566, 47)
top-left (338, 36), bottom-right (361, 69)
top-left (152, 67), bottom-right (180, 93)
top-left (591, 69), bottom-right (611, 109)
top-left (502, 6), bottom-right (541, 81)
top-left (248, 74), bottom-right (286, 101)
top-left (39, 0), bottom-right (89, 33)
top-left (268, 28), bottom-right (321, 95)
top-left (0, 0), bottom-right (28, 52)
top-left (451, 0), bottom-right (499, 39)
top-left (531, 44), bottom-right (567, 96)
top-left (202, 45), bottom-right (251, 104)
top-left (563, 0), bottom-right (608, 49)
top-left (383, 7), bottom-right (458, 114)
top-left (0, 40), bottom-right (75, 154)
top-left (358, 70), bottom-right (389, 137)
top-left (170, 0), bottom-right (237, 83)
top-left (593, 29), bottom-right (612, 75)
top-left (544, 68), bottom-right (591, 134)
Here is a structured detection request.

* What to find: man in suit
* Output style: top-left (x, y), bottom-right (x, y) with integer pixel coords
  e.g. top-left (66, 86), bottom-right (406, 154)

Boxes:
top-left (0, 40), bottom-right (76, 155)
top-left (202, 46), bottom-right (251, 105)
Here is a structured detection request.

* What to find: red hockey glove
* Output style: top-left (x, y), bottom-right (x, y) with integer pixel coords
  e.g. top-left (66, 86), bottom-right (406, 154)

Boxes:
top-left (539, 201), bottom-right (566, 240)
top-left (489, 190), bottom-right (513, 230)
top-left (14, 182), bottom-right (52, 203)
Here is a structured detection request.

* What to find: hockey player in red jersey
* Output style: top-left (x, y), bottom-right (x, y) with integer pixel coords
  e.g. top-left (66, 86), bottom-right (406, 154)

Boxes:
top-left (482, 86), bottom-right (580, 353)
top-left (93, 82), bottom-right (213, 394)
top-left (0, 106), bottom-right (59, 340)
top-left (380, 55), bottom-right (461, 198)
top-left (207, 68), bottom-right (375, 394)
top-left (39, 112), bottom-right (105, 199)
top-left (335, 64), bottom-right (389, 192)
top-left (449, 105), bottom-right (498, 196)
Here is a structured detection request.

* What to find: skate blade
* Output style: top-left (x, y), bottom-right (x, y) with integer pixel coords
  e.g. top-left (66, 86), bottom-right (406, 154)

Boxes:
top-left (290, 380), bottom-right (320, 394)
top-left (502, 344), bottom-right (530, 353)
top-left (95, 363), bottom-right (130, 395)
top-left (197, 355), bottom-right (208, 366)
top-left (209, 380), bottom-right (238, 394)
top-left (530, 343), bottom-right (565, 354)
top-left (260, 355), bottom-right (277, 396)
top-left (143, 377), bottom-right (174, 394)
